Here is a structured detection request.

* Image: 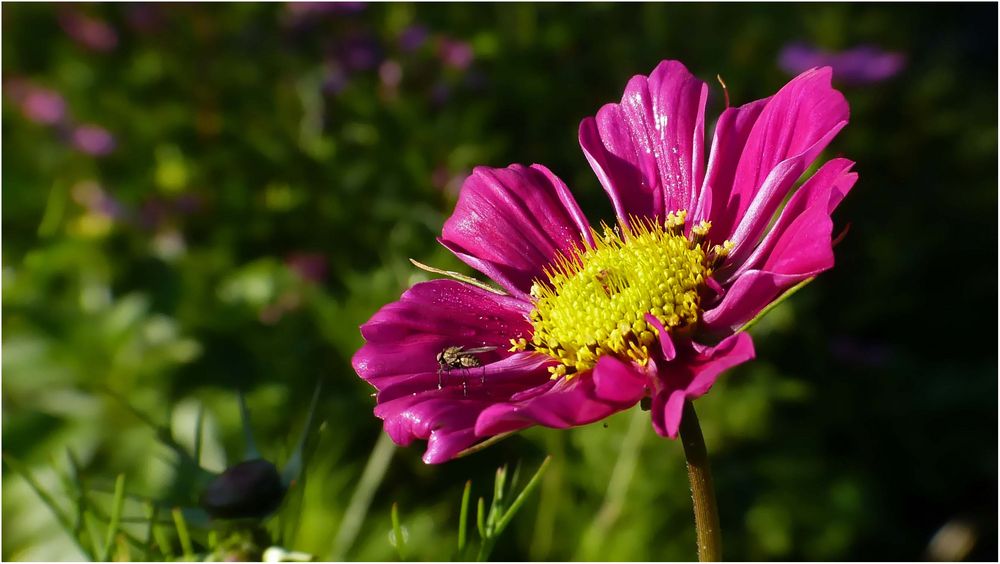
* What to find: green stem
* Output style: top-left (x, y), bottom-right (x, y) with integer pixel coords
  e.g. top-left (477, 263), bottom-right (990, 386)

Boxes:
top-left (678, 402), bottom-right (722, 562)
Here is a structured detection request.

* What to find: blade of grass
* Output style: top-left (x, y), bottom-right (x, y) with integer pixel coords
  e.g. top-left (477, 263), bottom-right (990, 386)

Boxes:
top-left (329, 432), bottom-right (396, 560)
top-left (455, 431), bottom-right (517, 459)
top-left (391, 502), bottom-right (406, 561)
top-left (193, 403), bottom-right (205, 467)
top-left (238, 389), bottom-right (260, 461)
top-left (148, 503), bottom-right (174, 560)
top-left (282, 380), bottom-right (322, 488)
top-left (172, 507), bottom-right (194, 560)
top-left (98, 474), bottom-right (127, 561)
top-left (458, 481), bottom-right (472, 554)
top-left (494, 456), bottom-right (552, 536)
top-left (475, 497), bottom-right (486, 540)
top-left (3, 454), bottom-right (93, 559)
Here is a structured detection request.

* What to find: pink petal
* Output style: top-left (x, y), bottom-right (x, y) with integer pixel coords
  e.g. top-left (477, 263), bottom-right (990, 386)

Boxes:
top-left (726, 157), bottom-right (857, 281)
top-left (703, 210), bottom-right (836, 333)
top-left (692, 98), bottom-right (768, 230)
top-left (373, 353), bottom-right (554, 464)
top-left (440, 164), bottom-right (592, 298)
top-left (645, 313), bottom-right (676, 360)
top-left (704, 67), bottom-right (848, 251)
top-left (475, 355), bottom-right (648, 436)
top-left (650, 333), bottom-right (755, 438)
top-left (579, 60), bottom-right (708, 223)
top-left (353, 279), bottom-right (533, 394)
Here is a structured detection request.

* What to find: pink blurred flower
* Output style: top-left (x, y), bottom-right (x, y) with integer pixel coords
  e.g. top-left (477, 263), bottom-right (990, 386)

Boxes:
top-left (71, 125), bottom-right (116, 156)
top-left (20, 86), bottom-right (67, 125)
top-left (779, 42), bottom-right (906, 85)
top-left (286, 252), bottom-right (328, 284)
top-left (438, 38), bottom-right (474, 70)
top-left (379, 60), bottom-right (403, 89)
top-left (354, 60), bottom-right (856, 463)
top-left (58, 9), bottom-right (118, 53)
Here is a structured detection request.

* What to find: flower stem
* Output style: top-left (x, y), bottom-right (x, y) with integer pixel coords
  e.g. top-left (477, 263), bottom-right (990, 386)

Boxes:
top-left (678, 401), bottom-right (722, 562)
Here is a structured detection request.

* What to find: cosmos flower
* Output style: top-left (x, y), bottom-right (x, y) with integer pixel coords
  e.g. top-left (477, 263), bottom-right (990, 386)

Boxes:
top-left (779, 42), bottom-right (906, 85)
top-left (353, 60), bottom-right (857, 463)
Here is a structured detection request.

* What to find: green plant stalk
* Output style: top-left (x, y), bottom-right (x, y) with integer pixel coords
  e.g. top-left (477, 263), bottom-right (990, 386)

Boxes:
top-left (458, 481), bottom-right (472, 554)
top-left (390, 502), bottom-right (406, 561)
top-left (98, 474), bottom-right (126, 561)
top-left (172, 507), bottom-right (194, 560)
top-left (678, 402), bottom-right (721, 562)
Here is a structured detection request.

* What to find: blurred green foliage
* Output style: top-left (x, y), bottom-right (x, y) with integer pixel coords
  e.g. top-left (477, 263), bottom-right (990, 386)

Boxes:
top-left (2, 2), bottom-right (996, 561)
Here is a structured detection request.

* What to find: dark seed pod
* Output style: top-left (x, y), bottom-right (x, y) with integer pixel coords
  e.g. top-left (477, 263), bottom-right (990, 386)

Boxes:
top-left (199, 459), bottom-right (286, 521)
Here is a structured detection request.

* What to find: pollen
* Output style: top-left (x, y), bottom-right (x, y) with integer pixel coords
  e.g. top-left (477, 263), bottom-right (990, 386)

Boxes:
top-left (518, 213), bottom-right (727, 377)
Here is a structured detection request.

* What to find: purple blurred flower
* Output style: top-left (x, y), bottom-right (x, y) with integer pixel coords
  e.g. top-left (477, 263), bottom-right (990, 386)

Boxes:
top-left (339, 36), bottom-right (382, 71)
top-left (830, 337), bottom-right (893, 368)
top-left (322, 63), bottom-right (349, 95)
top-left (21, 87), bottom-right (67, 125)
top-left (286, 2), bottom-right (365, 17)
top-left (58, 9), bottom-right (119, 53)
top-left (399, 25), bottom-right (428, 52)
top-left (438, 38), bottom-right (474, 71)
top-left (72, 125), bottom-right (116, 156)
top-left (124, 3), bottom-right (166, 34)
top-left (286, 252), bottom-right (328, 284)
top-left (779, 42), bottom-right (906, 85)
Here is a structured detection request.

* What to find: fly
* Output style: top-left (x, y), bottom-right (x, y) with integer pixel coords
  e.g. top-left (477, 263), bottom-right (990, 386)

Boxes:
top-left (437, 345), bottom-right (497, 394)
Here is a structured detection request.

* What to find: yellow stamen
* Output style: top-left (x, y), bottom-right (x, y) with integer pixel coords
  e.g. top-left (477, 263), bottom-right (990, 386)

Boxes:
top-left (527, 213), bottom-right (727, 378)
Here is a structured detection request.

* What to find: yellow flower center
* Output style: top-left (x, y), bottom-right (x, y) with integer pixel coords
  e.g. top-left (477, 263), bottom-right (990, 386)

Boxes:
top-left (511, 212), bottom-right (732, 378)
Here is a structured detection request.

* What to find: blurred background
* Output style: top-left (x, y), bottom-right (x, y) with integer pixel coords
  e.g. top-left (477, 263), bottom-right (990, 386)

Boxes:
top-left (2, 3), bottom-right (997, 561)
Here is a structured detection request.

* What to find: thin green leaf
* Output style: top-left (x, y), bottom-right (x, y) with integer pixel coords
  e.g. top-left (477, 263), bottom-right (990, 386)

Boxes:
top-left (475, 497), bottom-right (486, 540)
top-left (282, 380), bottom-right (322, 488)
top-left (238, 389), bottom-right (260, 461)
top-left (409, 259), bottom-right (506, 295)
top-left (172, 507), bottom-right (194, 560)
top-left (736, 276), bottom-right (815, 334)
top-left (494, 456), bottom-right (552, 536)
top-left (98, 474), bottom-right (126, 561)
top-left (148, 503), bottom-right (174, 560)
top-left (193, 403), bottom-right (205, 466)
top-left (458, 481), bottom-right (472, 554)
top-left (143, 502), bottom-right (160, 560)
top-left (2, 454), bottom-right (93, 559)
top-left (391, 502), bottom-right (406, 561)
top-left (455, 431), bottom-right (517, 459)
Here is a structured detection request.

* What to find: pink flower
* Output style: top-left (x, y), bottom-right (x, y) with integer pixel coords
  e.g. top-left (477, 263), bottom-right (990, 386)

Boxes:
top-left (20, 86), bottom-right (67, 125)
top-left (71, 125), bottom-right (116, 156)
top-left (58, 9), bottom-right (118, 53)
top-left (353, 60), bottom-right (857, 464)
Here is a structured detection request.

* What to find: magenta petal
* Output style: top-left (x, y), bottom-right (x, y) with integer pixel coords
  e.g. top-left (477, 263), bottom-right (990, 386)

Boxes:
top-left (728, 157), bottom-right (857, 280)
top-left (707, 67), bottom-right (848, 247)
top-left (694, 98), bottom-right (769, 229)
top-left (650, 333), bottom-right (755, 437)
top-left (579, 60), bottom-right (708, 223)
top-left (373, 353), bottom-right (554, 464)
top-left (475, 356), bottom-right (647, 436)
top-left (440, 164), bottom-right (592, 298)
top-left (645, 313), bottom-right (677, 360)
top-left (353, 279), bottom-right (533, 392)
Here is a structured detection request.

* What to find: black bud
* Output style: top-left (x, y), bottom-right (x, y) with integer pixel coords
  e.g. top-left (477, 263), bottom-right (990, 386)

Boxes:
top-left (200, 459), bottom-right (286, 521)
top-left (640, 397), bottom-right (652, 411)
